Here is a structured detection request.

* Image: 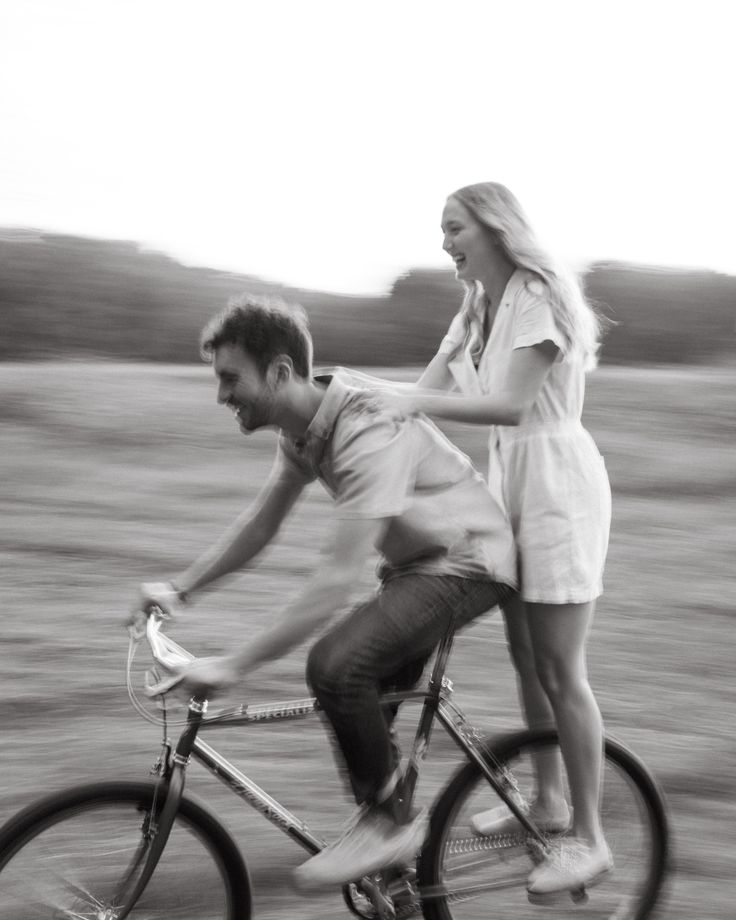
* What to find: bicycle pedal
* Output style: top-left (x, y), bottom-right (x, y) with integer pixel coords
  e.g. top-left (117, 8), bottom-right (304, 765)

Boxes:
top-left (388, 866), bottom-right (417, 892)
top-left (368, 891), bottom-right (396, 919)
top-left (389, 883), bottom-right (419, 914)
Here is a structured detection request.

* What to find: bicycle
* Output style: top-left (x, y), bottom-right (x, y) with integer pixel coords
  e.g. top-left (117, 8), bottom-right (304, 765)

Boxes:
top-left (0, 609), bottom-right (669, 919)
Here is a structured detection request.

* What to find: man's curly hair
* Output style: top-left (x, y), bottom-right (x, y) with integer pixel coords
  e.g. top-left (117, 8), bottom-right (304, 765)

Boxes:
top-left (200, 292), bottom-right (312, 379)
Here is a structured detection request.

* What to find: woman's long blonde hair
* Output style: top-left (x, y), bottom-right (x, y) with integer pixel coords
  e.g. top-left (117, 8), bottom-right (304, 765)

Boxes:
top-left (452, 182), bottom-right (604, 371)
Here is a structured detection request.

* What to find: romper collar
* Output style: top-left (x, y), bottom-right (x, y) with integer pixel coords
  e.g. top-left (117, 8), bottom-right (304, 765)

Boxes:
top-left (445, 269), bottom-right (527, 394)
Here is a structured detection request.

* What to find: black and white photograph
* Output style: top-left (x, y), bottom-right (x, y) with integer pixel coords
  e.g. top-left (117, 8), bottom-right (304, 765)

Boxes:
top-left (0, 2), bottom-right (733, 918)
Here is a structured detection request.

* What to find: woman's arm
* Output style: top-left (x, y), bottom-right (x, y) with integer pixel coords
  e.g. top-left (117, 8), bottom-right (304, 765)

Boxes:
top-left (416, 352), bottom-right (455, 390)
top-left (340, 355), bottom-right (456, 394)
top-left (331, 366), bottom-right (419, 392)
top-left (407, 341), bottom-right (558, 426)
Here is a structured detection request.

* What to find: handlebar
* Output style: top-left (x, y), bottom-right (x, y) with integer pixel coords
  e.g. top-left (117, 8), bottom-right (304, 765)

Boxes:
top-left (127, 608), bottom-right (196, 703)
top-left (144, 609), bottom-right (195, 671)
top-left (127, 609), bottom-right (322, 730)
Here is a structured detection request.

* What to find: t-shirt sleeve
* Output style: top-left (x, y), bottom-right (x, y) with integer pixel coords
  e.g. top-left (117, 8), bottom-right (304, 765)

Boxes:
top-left (512, 284), bottom-right (566, 353)
top-left (436, 310), bottom-right (467, 356)
top-left (277, 433), bottom-right (318, 485)
top-left (330, 402), bottom-right (417, 519)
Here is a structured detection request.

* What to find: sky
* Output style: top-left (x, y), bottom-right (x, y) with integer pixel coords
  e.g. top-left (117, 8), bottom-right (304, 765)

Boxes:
top-left (1, 0), bottom-right (734, 294)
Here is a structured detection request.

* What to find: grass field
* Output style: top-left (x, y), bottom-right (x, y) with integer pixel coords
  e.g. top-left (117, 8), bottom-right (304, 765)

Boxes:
top-left (1, 360), bottom-right (735, 918)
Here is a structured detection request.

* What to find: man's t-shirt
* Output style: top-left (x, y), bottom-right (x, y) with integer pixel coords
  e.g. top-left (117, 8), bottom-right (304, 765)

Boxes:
top-left (277, 373), bottom-right (518, 587)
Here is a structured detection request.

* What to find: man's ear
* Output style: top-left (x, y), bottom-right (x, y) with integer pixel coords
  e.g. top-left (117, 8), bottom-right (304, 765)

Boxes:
top-left (268, 354), bottom-right (294, 387)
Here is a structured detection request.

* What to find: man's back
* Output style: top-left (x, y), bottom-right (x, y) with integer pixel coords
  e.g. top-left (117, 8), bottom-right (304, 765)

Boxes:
top-left (279, 373), bottom-right (518, 587)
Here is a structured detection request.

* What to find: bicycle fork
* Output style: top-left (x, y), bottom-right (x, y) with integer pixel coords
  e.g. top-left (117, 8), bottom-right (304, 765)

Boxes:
top-left (112, 695), bottom-right (208, 920)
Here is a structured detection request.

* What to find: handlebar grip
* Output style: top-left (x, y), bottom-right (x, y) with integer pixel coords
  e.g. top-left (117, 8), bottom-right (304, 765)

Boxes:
top-left (145, 602), bottom-right (172, 619)
top-left (146, 613), bottom-right (195, 669)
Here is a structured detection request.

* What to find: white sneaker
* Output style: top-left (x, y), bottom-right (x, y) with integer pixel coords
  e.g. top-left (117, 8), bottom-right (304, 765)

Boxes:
top-left (470, 799), bottom-right (571, 837)
top-left (293, 807), bottom-right (428, 890)
top-left (527, 837), bottom-right (613, 899)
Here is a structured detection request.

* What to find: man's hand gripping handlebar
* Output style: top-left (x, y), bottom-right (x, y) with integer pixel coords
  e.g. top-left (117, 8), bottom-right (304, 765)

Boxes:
top-left (129, 604), bottom-right (242, 699)
top-left (128, 608), bottom-right (195, 698)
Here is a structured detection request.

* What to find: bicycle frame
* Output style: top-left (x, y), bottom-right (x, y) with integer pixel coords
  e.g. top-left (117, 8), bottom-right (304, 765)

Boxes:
top-left (148, 620), bottom-right (549, 860)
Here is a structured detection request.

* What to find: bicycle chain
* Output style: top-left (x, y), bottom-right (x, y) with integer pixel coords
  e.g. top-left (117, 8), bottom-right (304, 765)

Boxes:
top-left (444, 831), bottom-right (533, 854)
top-left (364, 833), bottom-right (536, 920)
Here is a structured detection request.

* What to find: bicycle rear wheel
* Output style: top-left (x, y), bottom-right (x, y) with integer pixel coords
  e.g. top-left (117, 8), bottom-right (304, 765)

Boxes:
top-left (419, 729), bottom-right (669, 920)
top-left (0, 780), bottom-right (251, 920)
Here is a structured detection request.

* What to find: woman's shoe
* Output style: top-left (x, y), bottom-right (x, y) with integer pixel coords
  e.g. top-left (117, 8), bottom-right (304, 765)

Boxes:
top-left (526, 837), bottom-right (613, 900)
top-left (470, 799), bottom-right (571, 837)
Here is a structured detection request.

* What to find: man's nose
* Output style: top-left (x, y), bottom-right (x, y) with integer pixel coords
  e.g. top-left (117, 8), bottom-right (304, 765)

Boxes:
top-left (442, 233), bottom-right (452, 253)
top-left (217, 383), bottom-right (229, 405)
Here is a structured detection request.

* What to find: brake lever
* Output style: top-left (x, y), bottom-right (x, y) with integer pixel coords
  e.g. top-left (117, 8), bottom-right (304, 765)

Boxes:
top-left (128, 621), bottom-right (147, 642)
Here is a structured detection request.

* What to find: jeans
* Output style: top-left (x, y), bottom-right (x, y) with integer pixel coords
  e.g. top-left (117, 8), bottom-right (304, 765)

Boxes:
top-left (306, 574), bottom-right (515, 806)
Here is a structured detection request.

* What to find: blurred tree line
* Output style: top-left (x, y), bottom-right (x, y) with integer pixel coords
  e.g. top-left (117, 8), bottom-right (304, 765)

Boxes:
top-left (1, 230), bottom-right (734, 366)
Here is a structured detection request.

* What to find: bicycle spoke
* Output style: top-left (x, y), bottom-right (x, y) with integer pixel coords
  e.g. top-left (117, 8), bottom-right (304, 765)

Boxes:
top-left (0, 785), bottom-right (242, 919)
top-left (420, 732), bottom-right (668, 920)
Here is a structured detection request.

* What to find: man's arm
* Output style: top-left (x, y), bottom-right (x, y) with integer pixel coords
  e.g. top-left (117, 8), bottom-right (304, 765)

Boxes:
top-left (232, 515), bottom-right (385, 671)
top-left (173, 452), bottom-right (308, 600)
top-left (178, 515), bottom-right (387, 691)
top-left (174, 405), bottom-right (414, 693)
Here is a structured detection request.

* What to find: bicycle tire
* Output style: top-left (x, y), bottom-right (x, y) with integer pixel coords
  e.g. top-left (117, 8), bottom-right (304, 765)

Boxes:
top-left (0, 780), bottom-right (252, 920)
top-left (418, 729), bottom-right (669, 920)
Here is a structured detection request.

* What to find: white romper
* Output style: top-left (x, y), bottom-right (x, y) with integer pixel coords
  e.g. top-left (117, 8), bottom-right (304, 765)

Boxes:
top-left (438, 269), bottom-right (611, 604)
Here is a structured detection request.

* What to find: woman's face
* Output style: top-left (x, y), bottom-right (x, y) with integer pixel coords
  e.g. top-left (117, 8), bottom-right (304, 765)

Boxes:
top-left (441, 197), bottom-right (497, 282)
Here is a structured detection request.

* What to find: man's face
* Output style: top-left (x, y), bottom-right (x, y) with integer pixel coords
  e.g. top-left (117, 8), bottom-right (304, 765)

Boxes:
top-left (213, 343), bottom-right (276, 434)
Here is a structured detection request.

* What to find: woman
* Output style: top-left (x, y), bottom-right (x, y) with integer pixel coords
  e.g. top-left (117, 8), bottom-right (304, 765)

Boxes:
top-left (397, 182), bottom-right (612, 897)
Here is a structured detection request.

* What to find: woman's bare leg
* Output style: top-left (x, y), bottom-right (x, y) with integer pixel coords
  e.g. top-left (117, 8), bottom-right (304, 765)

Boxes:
top-left (502, 596), bottom-right (566, 810)
top-left (525, 600), bottom-right (606, 849)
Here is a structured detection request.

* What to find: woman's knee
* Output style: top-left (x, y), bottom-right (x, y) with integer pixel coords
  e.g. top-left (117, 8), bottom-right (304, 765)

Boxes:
top-left (525, 601), bottom-right (594, 700)
top-left (534, 654), bottom-right (587, 701)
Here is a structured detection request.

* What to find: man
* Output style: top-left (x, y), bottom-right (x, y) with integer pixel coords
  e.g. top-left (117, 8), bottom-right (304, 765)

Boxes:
top-left (134, 293), bottom-right (517, 888)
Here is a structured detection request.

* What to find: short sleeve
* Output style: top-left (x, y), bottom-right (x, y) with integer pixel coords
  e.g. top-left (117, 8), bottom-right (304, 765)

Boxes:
top-left (512, 284), bottom-right (565, 353)
top-left (277, 434), bottom-right (318, 485)
top-left (437, 310), bottom-right (467, 356)
top-left (330, 404), bottom-right (416, 519)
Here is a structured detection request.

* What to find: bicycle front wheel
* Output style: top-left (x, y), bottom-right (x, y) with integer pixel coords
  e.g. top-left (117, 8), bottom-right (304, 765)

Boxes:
top-left (419, 729), bottom-right (669, 920)
top-left (0, 781), bottom-right (251, 920)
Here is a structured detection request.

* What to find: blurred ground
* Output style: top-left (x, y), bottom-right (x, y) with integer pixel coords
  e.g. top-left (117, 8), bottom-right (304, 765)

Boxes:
top-left (1, 361), bottom-right (735, 917)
